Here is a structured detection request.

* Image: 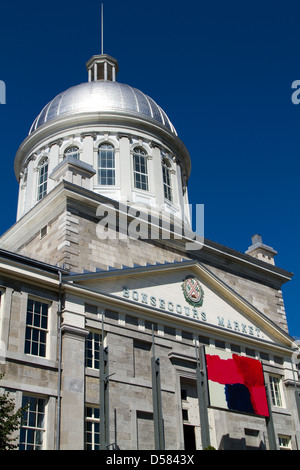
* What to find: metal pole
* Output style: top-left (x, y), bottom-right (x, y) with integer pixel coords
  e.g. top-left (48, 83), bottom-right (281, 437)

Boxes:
top-left (100, 314), bottom-right (109, 449)
top-left (291, 359), bottom-right (300, 424)
top-left (101, 3), bottom-right (104, 55)
top-left (114, 408), bottom-right (118, 449)
top-left (195, 345), bottom-right (211, 449)
top-left (265, 383), bottom-right (278, 450)
top-left (151, 326), bottom-right (165, 450)
top-left (294, 388), bottom-right (300, 425)
top-left (56, 270), bottom-right (63, 450)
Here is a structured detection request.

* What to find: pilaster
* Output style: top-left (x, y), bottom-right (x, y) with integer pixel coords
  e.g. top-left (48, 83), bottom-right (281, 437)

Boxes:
top-left (59, 323), bottom-right (89, 450)
top-left (119, 136), bottom-right (132, 202)
top-left (151, 146), bottom-right (165, 207)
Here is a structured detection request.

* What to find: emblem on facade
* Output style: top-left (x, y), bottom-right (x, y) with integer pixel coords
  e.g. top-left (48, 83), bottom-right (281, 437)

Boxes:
top-left (181, 276), bottom-right (204, 307)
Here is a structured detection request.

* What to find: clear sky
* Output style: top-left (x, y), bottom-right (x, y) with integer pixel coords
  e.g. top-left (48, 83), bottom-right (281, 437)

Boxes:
top-left (0, 0), bottom-right (299, 337)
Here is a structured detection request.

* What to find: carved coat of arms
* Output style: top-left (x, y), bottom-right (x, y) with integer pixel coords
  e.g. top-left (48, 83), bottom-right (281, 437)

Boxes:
top-left (181, 276), bottom-right (204, 307)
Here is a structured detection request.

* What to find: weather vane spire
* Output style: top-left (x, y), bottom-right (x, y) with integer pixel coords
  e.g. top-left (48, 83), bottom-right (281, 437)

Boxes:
top-left (101, 2), bottom-right (104, 55)
top-left (86, 2), bottom-right (119, 82)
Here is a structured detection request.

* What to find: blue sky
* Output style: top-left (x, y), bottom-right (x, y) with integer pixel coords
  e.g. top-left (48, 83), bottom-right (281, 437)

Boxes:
top-left (0, 0), bottom-right (299, 337)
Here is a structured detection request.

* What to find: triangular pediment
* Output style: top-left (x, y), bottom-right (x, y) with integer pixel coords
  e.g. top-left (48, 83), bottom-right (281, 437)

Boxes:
top-left (65, 260), bottom-right (293, 347)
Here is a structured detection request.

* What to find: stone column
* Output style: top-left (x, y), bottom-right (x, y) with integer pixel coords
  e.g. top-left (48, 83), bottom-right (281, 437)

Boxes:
top-left (150, 146), bottom-right (164, 206)
top-left (47, 144), bottom-right (60, 193)
top-left (82, 135), bottom-right (94, 167)
top-left (25, 157), bottom-right (35, 213)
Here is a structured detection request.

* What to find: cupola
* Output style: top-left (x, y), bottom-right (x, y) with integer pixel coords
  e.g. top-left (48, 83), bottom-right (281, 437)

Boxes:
top-left (86, 54), bottom-right (119, 82)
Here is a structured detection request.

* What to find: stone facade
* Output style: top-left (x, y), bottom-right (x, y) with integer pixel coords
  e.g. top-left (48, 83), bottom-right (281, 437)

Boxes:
top-left (0, 182), bottom-right (299, 450)
top-left (1, 182), bottom-right (290, 334)
top-left (0, 265), bottom-right (298, 450)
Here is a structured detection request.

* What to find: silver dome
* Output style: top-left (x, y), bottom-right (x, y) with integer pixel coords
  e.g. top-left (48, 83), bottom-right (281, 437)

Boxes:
top-left (29, 80), bottom-right (177, 135)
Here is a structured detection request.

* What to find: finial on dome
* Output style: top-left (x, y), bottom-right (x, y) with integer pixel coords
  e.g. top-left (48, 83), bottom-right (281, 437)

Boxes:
top-left (86, 3), bottom-right (119, 81)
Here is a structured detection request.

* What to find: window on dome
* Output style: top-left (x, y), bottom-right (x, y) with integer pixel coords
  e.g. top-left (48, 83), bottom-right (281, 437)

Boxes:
top-left (162, 159), bottom-right (172, 202)
top-left (133, 148), bottom-right (148, 191)
top-left (37, 158), bottom-right (48, 201)
top-left (64, 146), bottom-right (80, 159)
top-left (98, 144), bottom-right (115, 185)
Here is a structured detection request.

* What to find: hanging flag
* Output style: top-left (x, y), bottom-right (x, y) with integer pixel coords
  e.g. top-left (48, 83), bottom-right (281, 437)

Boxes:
top-left (205, 346), bottom-right (269, 417)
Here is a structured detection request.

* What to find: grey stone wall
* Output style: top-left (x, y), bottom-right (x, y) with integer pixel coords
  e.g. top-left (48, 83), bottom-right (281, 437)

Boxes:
top-left (0, 278), bottom-right (298, 450)
top-left (15, 197), bottom-right (289, 334)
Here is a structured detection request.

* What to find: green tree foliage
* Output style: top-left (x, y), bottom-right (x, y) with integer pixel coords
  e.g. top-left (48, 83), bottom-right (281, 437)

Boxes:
top-left (0, 374), bottom-right (26, 450)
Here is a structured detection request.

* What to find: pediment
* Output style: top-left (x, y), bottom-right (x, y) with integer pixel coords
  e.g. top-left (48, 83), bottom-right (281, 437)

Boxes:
top-left (65, 260), bottom-right (293, 347)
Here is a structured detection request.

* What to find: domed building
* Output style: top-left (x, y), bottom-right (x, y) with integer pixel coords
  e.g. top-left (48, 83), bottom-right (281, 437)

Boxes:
top-left (15, 54), bottom-right (191, 226)
top-left (0, 52), bottom-right (299, 451)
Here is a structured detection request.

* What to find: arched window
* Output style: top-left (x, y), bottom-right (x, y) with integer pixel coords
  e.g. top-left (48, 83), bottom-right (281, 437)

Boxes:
top-left (162, 159), bottom-right (172, 202)
top-left (133, 148), bottom-right (148, 191)
top-left (37, 158), bottom-right (48, 201)
top-left (98, 144), bottom-right (115, 185)
top-left (64, 146), bottom-right (80, 159)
